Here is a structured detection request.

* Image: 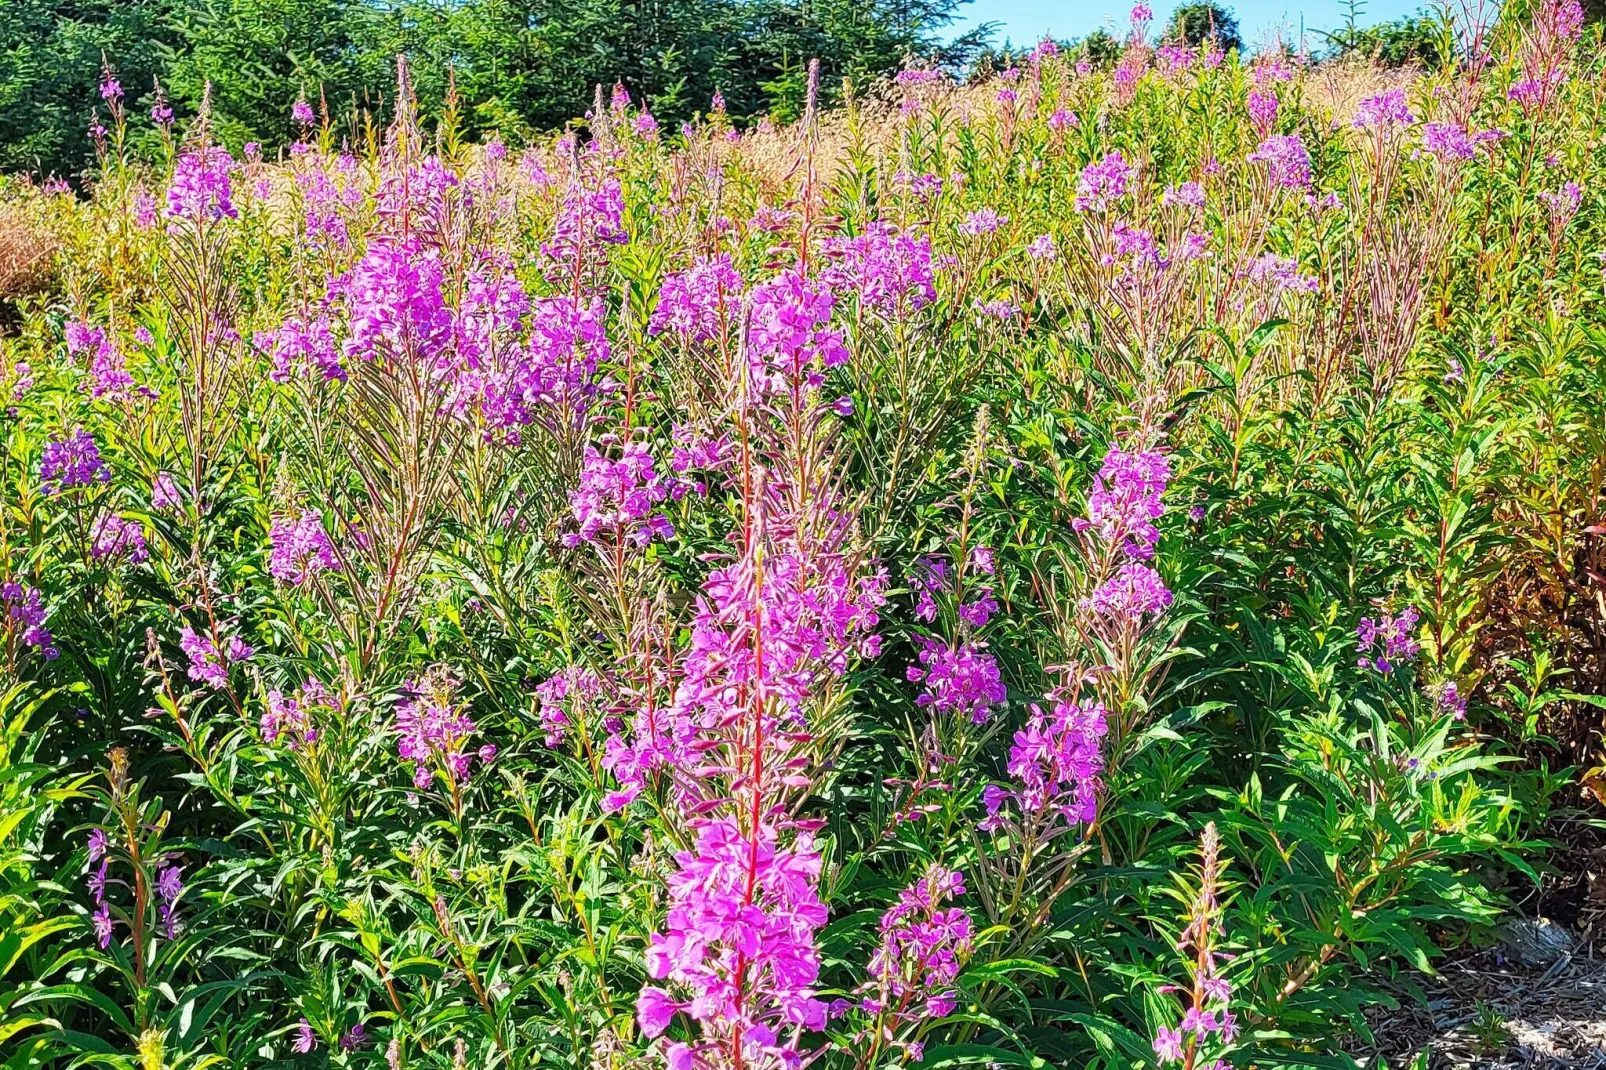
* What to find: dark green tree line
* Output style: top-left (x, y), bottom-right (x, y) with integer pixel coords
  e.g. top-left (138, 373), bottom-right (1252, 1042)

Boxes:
top-left (1, 0), bottom-right (992, 177)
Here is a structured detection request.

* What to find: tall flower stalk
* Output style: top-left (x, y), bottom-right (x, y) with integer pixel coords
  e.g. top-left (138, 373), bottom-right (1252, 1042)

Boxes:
top-left (1152, 823), bottom-right (1239, 1070)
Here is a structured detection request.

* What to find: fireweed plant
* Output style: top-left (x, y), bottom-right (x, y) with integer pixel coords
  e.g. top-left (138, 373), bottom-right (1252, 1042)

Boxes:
top-left (0, 3), bottom-right (1600, 1067)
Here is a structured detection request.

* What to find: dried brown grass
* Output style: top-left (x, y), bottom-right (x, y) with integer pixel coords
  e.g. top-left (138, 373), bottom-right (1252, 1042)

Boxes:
top-left (735, 57), bottom-right (1421, 194)
top-left (1304, 55), bottom-right (1420, 122)
top-left (0, 197), bottom-right (61, 301)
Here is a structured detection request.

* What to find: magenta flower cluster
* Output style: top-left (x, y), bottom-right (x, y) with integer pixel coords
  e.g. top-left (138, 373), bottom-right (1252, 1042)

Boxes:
top-left (263, 218), bottom-right (620, 448)
top-left (822, 224), bottom-right (937, 315)
top-left (131, 190), bottom-right (158, 229)
top-left (166, 148), bottom-right (238, 224)
top-left (1083, 561), bottom-right (1173, 618)
top-left (1353, 89), bottom-right (1415, 130)
top-left (958, 208), bottom-right (1007, 236)
top-left (1153, 835), bottom-right (1238, 1068)
top-left (373, 156), bottom-right (458, 235)
top-left (474, 293), bottom-right (614, 440)
top-left (87, 829), bottom-right (185, 947)
top-left (454, 253), bottom-right (528, 369)
top-left (1078, 447), bottom-right (1175, 620)
top-left (603, 533), bottom-right (886, 812)
top-left (87, 830), bottom-right (114, 948)
top-left (66, 321), bottom-right (136, 399)
top-left (1356, 607), bottom-right (1420, 673)
top-left (1156, 44), bottom-right (1193, 73)
top-left (612, 251), bottom-right (892, 1066)
top-left (542, 177), bottom-right (628, 275)
top-left (151, 472), bottom-right (183, 510)
top-left (1421, 122), bottom-right (1477, 162)
top-left (1076, 151), bottom-right (1134, 212)
top-left (1089, 450), bottom-right (1169, 555)
top-left (650, 255), bottom-right (744, 343)
top-left (748, 271), bottom-right (849, 392)
top-left (1539, 181), bottom-right (1583, 226)
top-left (565, 442), bottom-right (675, 548)
top-left (905, 555), bottom-right (1007, 722)
top-left (1248, 134), bottom-right (1312, 190)
top-left (2, 583), bottom-right (57, 659)
top-left (910, 556), bottom-right (949, 622)
top-left (670, 426), bottom-right (732, 492)
top-left (534, 665), bottom-right (604, 748)
top-left (908, 637), bottom-right (1007, 723)
top-left (90, 516), bottom-right (149, 565)
top-left (985, 698), bottom-right (1109, 827)
top-left (259, 315), bottom-right (345, 384)
top-left (295, 163), bottom-right (360, 249)
top-left (638, 819), bottom-right (829, 1064)
top-left (263, 679), bottom-right (336, 749)
top-left (862, 863), bottom-right (972, 1024)
top-left (156, 862), bottom-right (185, 939)
top-left (911, 553), bottom-right (996, 623)
top-left (517, 295), bottom-right (614, 429)
top-left (180, 627), bottom-right (254, 690)
top-left (1247, 88), bottom-right (1279, 133)
top-left (394, 668), bottom-right (496, 791)
top-left (40, 430), bottom-right (112, 492)
top-left (268, 510), bottom-right (340, 586)
top-left (340, 239), bottom-right (455, 369)
top-left (1105, 222), bottom-right (1208, 277)
top-left (1164, 181), bottom-right (1207, 210)
top-left (1248, 253), bottom-right (1319, 294)
top-left (894, 68), bottom-right (943, 88)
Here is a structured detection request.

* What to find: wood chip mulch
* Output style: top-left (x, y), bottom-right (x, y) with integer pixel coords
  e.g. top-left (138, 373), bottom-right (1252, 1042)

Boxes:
top-left (1353, 817), bottom-right (1606, 1070)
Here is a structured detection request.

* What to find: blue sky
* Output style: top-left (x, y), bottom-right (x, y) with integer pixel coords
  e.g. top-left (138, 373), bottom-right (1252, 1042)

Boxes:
top-left (954, 0), bottom-right (1429, 50)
